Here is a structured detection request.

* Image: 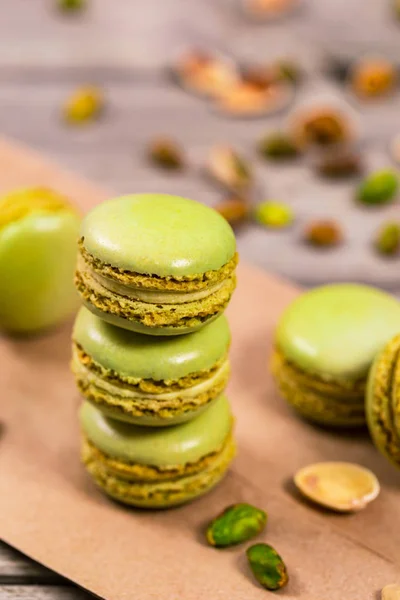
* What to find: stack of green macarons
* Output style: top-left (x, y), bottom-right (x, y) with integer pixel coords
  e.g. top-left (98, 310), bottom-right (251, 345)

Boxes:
top-left (72, 193), bottom-right (238, 508)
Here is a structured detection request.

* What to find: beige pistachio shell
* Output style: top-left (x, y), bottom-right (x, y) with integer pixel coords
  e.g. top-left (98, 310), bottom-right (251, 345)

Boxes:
top-left (294, 461), bottom-right (380, 512)
top-left (382, 584), bottom-right (400, 600)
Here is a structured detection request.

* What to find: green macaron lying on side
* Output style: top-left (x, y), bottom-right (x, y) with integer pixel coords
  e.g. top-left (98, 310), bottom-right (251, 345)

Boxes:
top-left (271, 284), bottom-right (400, 426)
top-left (0, 187), bottom-right (80, 334)
top-left (75, 193), bottom-right (238, 335)
top-left (80, 395), bottom-right (236, 508)
top-left (366, 333), bottom-right (400, 468)
top-left (72, 306), bottom-right (231, 426)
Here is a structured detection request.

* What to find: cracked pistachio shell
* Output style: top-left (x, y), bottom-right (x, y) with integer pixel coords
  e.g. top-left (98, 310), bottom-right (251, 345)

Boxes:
top-left (206, 503), bottom-right (267, 547)
top-left (294, 462), bottom-right (380, 512)
top-left (246, 543), bottom-right (288, 591)
top-left (382, 584), bottom-right (400, 600)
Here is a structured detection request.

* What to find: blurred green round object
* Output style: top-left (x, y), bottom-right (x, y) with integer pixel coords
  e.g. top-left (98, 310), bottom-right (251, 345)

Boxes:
top-left (374, 222), bottom-right (400, 255)
top-left (357, 169), bottom-right (399, 206)
top-left (0, 187), bottom-right (81, 335)
top-left (254, 201), bottom-right (294, 228)
top-left (258, 132), bottom-right (300, 161)
top-left (57, 0), bottom-right (86, 12)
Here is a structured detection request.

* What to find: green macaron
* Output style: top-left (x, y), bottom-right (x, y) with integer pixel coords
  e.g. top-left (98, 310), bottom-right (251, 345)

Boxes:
top-left (80, 395), bottom-right (236, 508)
top-left (366, 333), bottom-right (400, 468)
top-left (75, 194), bottom-right (238, 335)
top-left (272, 284), bottom-right (400, 426)
top-left (72, 306), bottom-right (231, 426)
top-left (0, 187), bottom-right (80, 334)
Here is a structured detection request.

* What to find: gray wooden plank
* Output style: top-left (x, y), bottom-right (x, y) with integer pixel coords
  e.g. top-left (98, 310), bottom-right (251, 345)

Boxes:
top-left (0, 543), bottom-right (62, 584)
top-left (0, 587), bottom-right (92, 599)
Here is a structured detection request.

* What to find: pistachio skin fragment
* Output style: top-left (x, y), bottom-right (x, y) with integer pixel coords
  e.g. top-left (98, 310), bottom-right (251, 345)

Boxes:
top-left (357, 169), bottom-right (399, 206)
top-left (246, 543), bottom-right (289, 591)
top-left (206, 503), bottom-right (267, 548)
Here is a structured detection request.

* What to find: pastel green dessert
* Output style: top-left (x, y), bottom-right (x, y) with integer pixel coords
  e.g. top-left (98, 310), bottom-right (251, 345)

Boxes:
top-left (72, 306), bottom-right (231, 425)
top-left (75, 194), bottom-right (238, 335)
top-left (271, 284), bottom-right (400, 426)
top-left (0, 187), bottom-right (80, 334)
top-left (366, 333), bottom-right (400, 468)
top-left (80, 395), bottom-right (236, 508)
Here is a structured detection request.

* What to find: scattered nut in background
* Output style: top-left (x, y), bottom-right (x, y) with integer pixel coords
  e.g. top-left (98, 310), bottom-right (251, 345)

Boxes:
top-left (242, 0), bottom-right (299, 20)
top-left (314, 148), bottom-right (362, 178)
top-left (304, 219), bottom-right (343, 247)
top-left (356, 169), bottom-right (399, 206)
top-left (350, 57), bottom-right (397, 99)
top-left (374, 222), bottom-right (400, 256)
top-left (57, 0), bottom-right (86, 12)
top-left (207, 146), bottom-right (253, 192)
top-left (148, 137), bottom-right (185, 170)
top-left (255, 201), bottom-right (294, 228)
top-left (290, 105), bottom-right (354, 148)
top-left (215, 197), bottom-right (250, 226)
top-left (63, 85), bottom-right (104, 124)
top-left (258, 131), bottom-right (300, 161)
top-left (173, 51), bottom-right (238, 98)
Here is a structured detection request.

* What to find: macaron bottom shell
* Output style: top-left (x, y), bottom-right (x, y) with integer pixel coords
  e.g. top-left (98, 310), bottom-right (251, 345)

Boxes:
top-left (82, 432), bottom-right (236, 508)
top-left (271, 350), bottom-right (366, 427)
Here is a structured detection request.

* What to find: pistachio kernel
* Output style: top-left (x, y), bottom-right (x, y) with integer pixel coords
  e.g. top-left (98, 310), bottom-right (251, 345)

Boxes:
top-left (246, 543), bottom-right (289, 591)
top-left (148, 138), bottom-right (184, 170)
top-left (294, 462), bottom-right (380, 512)
top-left (215, 198), bottom-right (249, 226)
top-left (374, 222), bottom-right (400, 255)
top-left (304, 219), bottom-right (343, 247)
top-left (357, 169), bottom-right (399, 206)
top-left (63, 85), bottom-right (103, 124)
top-left (255, 201), bottom-right (294, 228)
top-left (291, 106), bottom-right (352, 148)
top-left (258, 132), bottom-right (300, 161)
top-left (206, 503), bottom-right (267, 547)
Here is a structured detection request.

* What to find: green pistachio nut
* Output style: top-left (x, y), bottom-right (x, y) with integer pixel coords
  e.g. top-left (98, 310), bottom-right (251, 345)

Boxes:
top-left (357, 169), bottom-right (399, 206)
top-left (246, 543), bottom-right (289, 591)
top-left (255, 201), bottom-right (294, 228)
top-left (375, 222), bottom-right (400, 255)
top-left (206, 503), bottom-right (267, 547)
top-left (258, 133), bottom-right (299, 161)
top-left (57, 0), bottom-right (86, 11)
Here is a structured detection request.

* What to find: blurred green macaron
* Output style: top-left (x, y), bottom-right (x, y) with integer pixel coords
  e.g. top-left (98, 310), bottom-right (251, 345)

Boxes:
top-left (0, 187), bottom-right (80, 334)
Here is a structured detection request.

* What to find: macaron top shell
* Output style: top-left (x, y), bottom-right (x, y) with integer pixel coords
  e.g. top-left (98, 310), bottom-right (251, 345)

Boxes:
top-left (80, 194), bottom-right (236, 277)
top-left (80, 395), bottom-right (232, 466)
top-left (73, 306), bottom-right (230, 380)
top-left (276, 284), bottom-right (400, 382)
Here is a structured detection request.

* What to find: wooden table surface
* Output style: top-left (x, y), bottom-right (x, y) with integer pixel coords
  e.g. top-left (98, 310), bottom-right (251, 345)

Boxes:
top-left (1, 0), bottom-right (400, 598)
